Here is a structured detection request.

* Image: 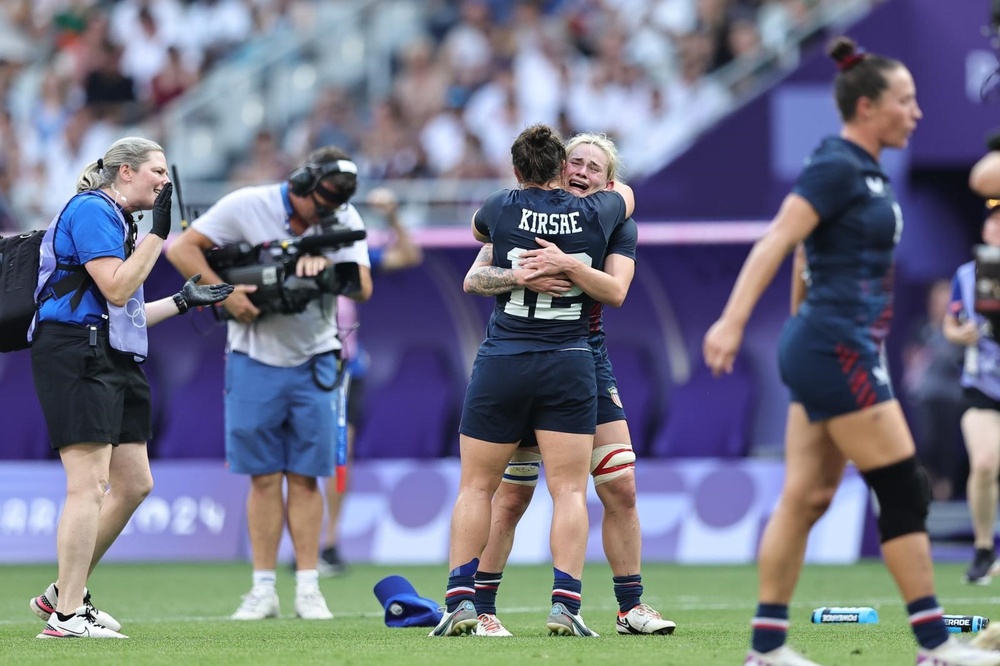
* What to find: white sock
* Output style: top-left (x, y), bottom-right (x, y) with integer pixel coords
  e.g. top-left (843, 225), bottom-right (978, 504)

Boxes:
top-left (296, 569), bottom-right (319, 594)
top-left (252, 570), bottom-right (276, 590)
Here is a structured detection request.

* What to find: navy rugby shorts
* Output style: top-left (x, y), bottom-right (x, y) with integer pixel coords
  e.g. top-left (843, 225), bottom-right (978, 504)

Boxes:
top-left (778, 315), bottom-right (894, 422)
top-left (460, 349), bottom-right (597, 443)
top-left (519, 345), bottom-right (624, 448)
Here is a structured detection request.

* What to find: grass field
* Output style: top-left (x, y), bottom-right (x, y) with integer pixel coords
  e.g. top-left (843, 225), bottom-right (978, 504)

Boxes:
top-left (1, 560), bottom-right (998, 665)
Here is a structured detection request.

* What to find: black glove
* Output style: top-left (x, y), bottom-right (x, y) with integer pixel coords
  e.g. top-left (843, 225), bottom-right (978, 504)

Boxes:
top-left (150, 182), bottom-right (173, 239)
top-left (173, 273), bottom-right (235, 314)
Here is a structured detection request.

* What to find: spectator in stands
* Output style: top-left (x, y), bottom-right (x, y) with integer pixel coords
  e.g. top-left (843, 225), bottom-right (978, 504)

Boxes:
top-left (228, 128), bottom-right (292, 188)
top-left (703, 36), bottom-right (999, 665)
top-left (284, 86), bottom-right (361, 162)
top-left (149, 45), bottom-right (199, 109)
top-left (429, 123), bottom-right (633, 639)
top-left (166, 146), bottom-right (372, 622)
top-left (942, 201), bottom-right (1000, 586)
top-left (902, 279), bottom-right (964, 501)
top-left (29, 137), bottom-right (231, 640)
top-left (83, 39), bottom-right (138, 123)
top-left (393, 36), bottom-right (450, 130)
top-left (318, 186), bottom-right (424, 576)
top-left (357, 98), bottom-right (427, 180)
top-left (463, 132), bottom-right (675, 637)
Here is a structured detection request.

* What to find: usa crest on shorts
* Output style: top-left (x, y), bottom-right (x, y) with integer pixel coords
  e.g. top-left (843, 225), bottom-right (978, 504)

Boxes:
top-left (608, 386), bottom-right (623, 409)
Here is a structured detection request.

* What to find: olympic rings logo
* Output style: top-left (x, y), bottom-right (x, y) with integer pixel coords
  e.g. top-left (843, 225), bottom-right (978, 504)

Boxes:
top-left (125, 298), bottom-right (146, 328)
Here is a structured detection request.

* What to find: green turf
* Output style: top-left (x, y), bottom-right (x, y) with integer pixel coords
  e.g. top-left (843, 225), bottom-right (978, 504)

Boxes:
top-left (2, 560), bottom-right (998, 665)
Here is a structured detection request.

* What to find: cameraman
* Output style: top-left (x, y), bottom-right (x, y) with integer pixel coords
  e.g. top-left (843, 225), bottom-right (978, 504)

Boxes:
top-left (165, 147), bottom-right (372, 621)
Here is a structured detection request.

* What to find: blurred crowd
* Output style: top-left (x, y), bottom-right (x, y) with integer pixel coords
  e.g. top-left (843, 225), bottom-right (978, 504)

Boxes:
top-left (0, 0), bottom-right (842, 232)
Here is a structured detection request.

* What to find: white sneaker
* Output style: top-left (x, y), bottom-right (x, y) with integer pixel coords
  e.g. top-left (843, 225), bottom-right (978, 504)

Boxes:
top-left (231, 587), bottom-right (280, 620)
top-left (37, 605), bottom-right (128, 639)
top-left (295, 588), bottom-right (333, 620)
top-left (616, 603), bottom-right (676, 635)
top-left (474, 613), bottom-right (513, 637)
top-left (745, 645), bottom-right (823, 666)
top-left (30, 583), bottom-right (122, 633)
top-left (917, 637), bottom-right (1000, 665)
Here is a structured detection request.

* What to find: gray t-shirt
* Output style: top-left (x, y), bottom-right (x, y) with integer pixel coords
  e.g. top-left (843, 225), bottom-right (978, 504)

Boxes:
top-left (193, 184), bottom-right (370, 367)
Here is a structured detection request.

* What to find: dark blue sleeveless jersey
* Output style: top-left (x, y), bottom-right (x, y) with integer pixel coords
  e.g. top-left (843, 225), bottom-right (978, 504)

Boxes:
top-left (473, 187), bottom-right (627, 355)
top-left (793, 137), bottom-right (901, 349)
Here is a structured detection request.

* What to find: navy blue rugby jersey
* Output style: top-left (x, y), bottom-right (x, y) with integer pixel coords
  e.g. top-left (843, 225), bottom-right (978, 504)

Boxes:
top-left (793, 137), bottom-right (901, 348)
top-left (473, 187), bottom-right (628, 355)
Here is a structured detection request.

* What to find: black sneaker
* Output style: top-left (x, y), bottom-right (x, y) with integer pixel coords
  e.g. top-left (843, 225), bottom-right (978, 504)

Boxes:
top-left (318, 546), bottom-right (346, 577)
top-left (964, 548), bottom-right (998, 585)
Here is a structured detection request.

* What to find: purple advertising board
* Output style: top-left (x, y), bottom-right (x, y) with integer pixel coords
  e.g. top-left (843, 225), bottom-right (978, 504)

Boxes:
top-left (0, 459), bottom-right (868, 565)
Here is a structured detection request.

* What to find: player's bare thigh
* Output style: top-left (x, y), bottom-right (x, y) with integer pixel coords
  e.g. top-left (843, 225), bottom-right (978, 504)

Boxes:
top-left (785, 403), bottom-right (846, 499)
top-left (825, 399), bottom-right (915, 472)
top-left (595, 419), bottom-right (631, 448)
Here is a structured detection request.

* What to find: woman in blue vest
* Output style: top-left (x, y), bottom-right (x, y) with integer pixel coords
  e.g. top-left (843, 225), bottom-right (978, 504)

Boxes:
top-left (943, 201), bottom-right (1000, 586)
top-left (28, 137), bottom-right (231, 639)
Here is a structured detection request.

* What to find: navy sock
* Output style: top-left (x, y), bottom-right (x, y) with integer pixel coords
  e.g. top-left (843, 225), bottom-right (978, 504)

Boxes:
top-left (751, 603), bottom-right (789, 654)
top-left (552, 568), bottom-right (583, 615)
top-left (613, 574), bottom-right (643, 614)
top-left (907, 596), bottom-right (948, 650)
top-left (445, 558), bottom-right (478, 612)
top-left (474, 570), bottom-right (503, 616)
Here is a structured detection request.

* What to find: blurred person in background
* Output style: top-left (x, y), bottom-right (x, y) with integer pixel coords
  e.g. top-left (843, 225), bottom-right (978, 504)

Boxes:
top-left (318, 186), bottom-right (423, 576)
top-left (166, 146), bottom-right (372, 622)
top-left (30, 137), bottom-right (231, 639)
top-left (903, 279), bottom-right (964, 501)
top-left (961, 133), bottom-right (1000, 650)
top-left (942, 200), bottom-right (1000, 586)
top-left (430, 123), bottom-right (633, 639)
top-left (463, 132), bottom-right (674, 637)
top-left (703, 37), bottom-right (1000, 665)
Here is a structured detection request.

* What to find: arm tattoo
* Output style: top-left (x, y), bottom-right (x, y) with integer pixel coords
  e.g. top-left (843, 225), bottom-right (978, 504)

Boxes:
top-left (467, 266), bottom-right (519, 295)
top-left (466, 247), bottom-right (519, 295)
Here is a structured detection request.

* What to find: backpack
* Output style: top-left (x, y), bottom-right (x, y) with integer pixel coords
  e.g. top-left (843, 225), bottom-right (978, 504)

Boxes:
top-left (0, 230), bottom-right (91, 353)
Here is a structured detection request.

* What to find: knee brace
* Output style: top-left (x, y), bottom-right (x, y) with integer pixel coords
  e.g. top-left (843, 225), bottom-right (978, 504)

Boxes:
top-left (862, 456), bottom-right (931, 543)
top-left (590, 443), bottom-right (636, 486)
top-left (502, 451), bottom-right (542, 487)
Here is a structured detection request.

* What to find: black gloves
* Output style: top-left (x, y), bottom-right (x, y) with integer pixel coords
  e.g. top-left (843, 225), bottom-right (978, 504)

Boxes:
top-left (173, 273), bottom-right (235, 314)
top-left (151, 182), bottom-right (173, 239)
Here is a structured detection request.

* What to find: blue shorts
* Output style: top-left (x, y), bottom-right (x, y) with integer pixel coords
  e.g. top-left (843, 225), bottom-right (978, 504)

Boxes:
top-left (460, 350), bottom-right (597, 443)
top-left (778, 316), bottom-right (894, 422)
top-left (519, 346), bottom-right (624, 448)
top-left (225, 351), bottom-right (339, 477)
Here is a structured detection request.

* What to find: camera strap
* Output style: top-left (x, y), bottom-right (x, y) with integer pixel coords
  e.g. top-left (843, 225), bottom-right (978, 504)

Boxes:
top-left (310, 350), bottom-right (347, 392)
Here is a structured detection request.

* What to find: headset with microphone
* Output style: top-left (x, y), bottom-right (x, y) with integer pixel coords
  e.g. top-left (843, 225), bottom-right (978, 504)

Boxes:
top-left (288, 159), bottom-right (359, 206)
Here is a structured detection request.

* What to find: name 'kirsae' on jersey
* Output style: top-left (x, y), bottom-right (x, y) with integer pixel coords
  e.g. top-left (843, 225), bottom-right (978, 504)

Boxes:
top-left (518, 209), bottom-right (584, 235)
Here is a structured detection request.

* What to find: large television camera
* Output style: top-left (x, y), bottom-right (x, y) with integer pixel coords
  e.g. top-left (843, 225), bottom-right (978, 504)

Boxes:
top-left (204, 222), bottom-right (366, 318)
